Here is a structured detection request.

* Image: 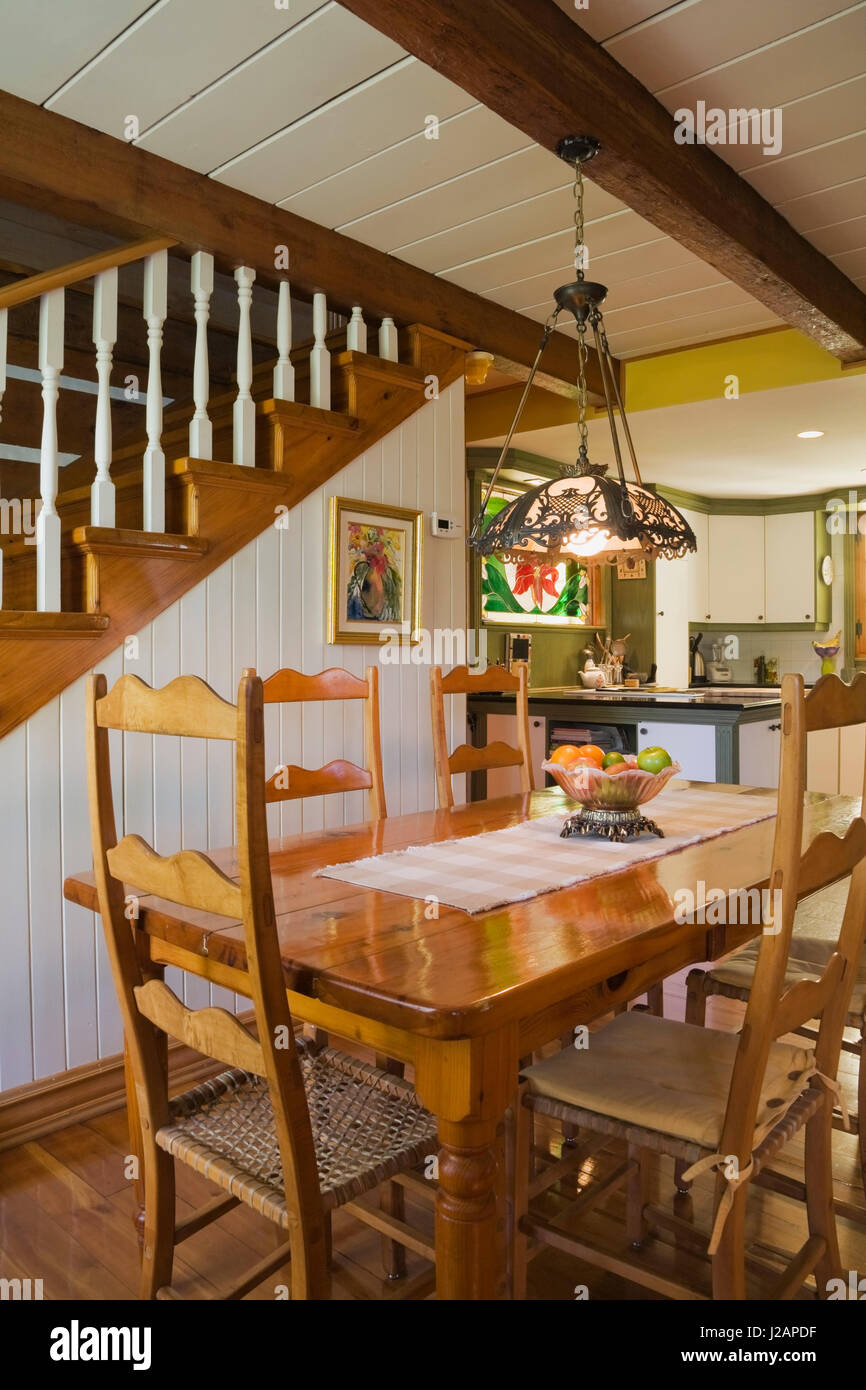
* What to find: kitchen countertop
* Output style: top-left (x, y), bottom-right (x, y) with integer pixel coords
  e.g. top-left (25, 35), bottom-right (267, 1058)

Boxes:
top-left (472, 685), bottom-right (783, 712)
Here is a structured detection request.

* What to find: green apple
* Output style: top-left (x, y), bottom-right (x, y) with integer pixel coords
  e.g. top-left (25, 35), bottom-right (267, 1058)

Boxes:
top-left (602, 751), bottom-right (626, 769)
top-left (637, 746), bottom-right (672, 774)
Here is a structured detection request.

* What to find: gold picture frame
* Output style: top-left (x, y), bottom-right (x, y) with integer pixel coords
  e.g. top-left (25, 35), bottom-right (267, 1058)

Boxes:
top-left (327, 496), bottom-right (423, 646)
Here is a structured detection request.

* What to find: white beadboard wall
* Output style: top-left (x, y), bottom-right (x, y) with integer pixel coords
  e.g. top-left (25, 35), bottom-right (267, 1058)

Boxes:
top-left (0, 381), bottom-right (466, 1090)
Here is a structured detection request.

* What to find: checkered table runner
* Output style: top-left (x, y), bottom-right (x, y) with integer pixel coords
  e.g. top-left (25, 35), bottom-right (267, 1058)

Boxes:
top-left (315, 785), bottom-right (779, 915)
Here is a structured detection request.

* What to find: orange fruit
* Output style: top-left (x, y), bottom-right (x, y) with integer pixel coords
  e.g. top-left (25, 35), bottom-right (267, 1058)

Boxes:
top-left (605, 761), bottom-right (629, 775)
top-left (570, 756), bottom-right (602, 771)
top-left (550, 744), bottom-right (580, 766)
top-left (576, 744), bottom-right (605, 766)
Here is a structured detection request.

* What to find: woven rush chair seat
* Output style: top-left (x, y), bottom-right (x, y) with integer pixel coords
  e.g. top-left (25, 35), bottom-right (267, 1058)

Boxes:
top-left (522, 1010), bottom-right (816, 1165)
top-left (158, 1041), bottom-right (438, 1225)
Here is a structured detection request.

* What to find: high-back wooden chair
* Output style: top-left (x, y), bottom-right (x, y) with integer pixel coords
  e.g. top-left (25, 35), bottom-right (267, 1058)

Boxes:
top-left (430, 661), bottom-right (533, 809)
top-left (683, 707), bottom-right (866, 1216)
top-left (512, 672), bottom-right (866, 1300)
top-left (261, 665), bottom-right (386, 819)
top-left (259, 663), bottom-right (402, 1271)
top-left (86, 670), bottom-right (434, 1300)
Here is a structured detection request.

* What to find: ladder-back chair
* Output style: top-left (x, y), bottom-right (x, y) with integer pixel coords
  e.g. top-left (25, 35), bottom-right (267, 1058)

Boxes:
top-left (86, 670), bottom-right (434, 1300)
top-left (261, 665), bottom-right (386, 819)
top-left (430, 661), bottom-right (533, 810)
top-left (683, 703), bottom-right (866, 1218)
top-left (259, 662), bottom-right (409, 1273)
top-left (512, 672), bottom-right (866, 1300)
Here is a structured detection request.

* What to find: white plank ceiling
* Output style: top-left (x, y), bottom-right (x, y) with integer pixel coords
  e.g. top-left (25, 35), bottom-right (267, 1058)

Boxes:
top-left (0, 0), bottom-right (862, 358)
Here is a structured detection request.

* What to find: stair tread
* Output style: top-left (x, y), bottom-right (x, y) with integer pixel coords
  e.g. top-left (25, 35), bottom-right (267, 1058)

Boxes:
top-left (0, 611), bottom-right (110, 635)
top-left (169, 456), bottom-right (304, 488)
top-left (71, 527), bottom-right (209, 557)
top-left (259, 397), bottom-right (360, 432)
top-left (332, 349), bottom-right (427, 386)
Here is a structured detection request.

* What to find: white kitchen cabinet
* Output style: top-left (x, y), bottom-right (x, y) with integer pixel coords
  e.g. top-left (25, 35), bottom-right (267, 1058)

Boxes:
top-left (682, 507), bottom-right (709, 623)
top-left (707, 513), bottom-right (765, 624)
top-left (738, 718), bottom-right (781, 789)
top-left (764, 512), bottom-right (816, 624)
top-left (654, 555), bottom-right (690, 687)
top-left (483, 712), bottom-right (546, 798)
top-left (636, 720), bottom-right (716, 782)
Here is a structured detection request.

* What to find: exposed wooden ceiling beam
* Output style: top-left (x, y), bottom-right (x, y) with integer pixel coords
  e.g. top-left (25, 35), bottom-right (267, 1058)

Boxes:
top-left (466, 383), bottom-right (579, 443)
top-left (337, 0), bottom-right (866, 362)
top-left (0, 89), bottom-right (605, 398)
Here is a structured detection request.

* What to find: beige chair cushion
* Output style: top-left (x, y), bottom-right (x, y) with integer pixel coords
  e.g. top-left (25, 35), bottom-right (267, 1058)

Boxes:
top-left (791, 877), bottom-right (852, 966)
top-left (522, 1011), bottom-right (814, 1151)
top-left (712, 948), bottom-right (866, 1018)
top-left (711, 877), bottom-right (866, 1018)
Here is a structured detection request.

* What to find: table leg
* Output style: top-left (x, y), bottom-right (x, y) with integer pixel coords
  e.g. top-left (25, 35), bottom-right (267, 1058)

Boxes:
top-left (436, 1117), bottom-right (501, 1300)
top-left (415, 1027), bottom-right (516, 1301)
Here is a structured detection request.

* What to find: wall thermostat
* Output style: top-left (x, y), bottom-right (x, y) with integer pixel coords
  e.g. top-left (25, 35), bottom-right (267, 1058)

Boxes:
top-left (430, 512), bottom-right (463, 538)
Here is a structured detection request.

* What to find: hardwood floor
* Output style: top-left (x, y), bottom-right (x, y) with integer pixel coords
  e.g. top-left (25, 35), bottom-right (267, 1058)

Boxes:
top-left (1, 969), bottom-right (863, 1300)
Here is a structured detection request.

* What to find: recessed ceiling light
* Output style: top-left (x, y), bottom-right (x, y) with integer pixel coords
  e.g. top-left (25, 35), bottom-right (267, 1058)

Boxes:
top-left (797, 430), bottom-right (824, 439)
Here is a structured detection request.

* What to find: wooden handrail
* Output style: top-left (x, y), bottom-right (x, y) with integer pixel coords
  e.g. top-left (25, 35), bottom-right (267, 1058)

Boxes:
top-left (0, 235), bottom-right (178, 310)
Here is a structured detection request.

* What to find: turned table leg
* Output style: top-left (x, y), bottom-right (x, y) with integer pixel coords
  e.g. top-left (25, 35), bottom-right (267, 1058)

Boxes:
top-left (435, 1117), bottom-right (503, 1300)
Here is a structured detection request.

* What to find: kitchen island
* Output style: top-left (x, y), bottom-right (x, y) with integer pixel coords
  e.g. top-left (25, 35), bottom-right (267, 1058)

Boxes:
top-left (467, 684), bottom-right (784, 798)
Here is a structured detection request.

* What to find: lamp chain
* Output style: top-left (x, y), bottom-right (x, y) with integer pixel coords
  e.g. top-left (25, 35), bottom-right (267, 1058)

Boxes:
top-left (573, 155), bottom-right (589, 473)
top-left (572, 157), bottom-right (586, 282)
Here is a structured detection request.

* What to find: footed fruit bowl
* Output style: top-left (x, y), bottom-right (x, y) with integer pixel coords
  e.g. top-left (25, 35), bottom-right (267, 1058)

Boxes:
top-left (542, 759), bottom-right (681, 840)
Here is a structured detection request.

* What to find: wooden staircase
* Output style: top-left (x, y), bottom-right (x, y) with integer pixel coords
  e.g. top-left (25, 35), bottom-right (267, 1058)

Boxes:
top-left (0, 314), bottom-right (468, 740)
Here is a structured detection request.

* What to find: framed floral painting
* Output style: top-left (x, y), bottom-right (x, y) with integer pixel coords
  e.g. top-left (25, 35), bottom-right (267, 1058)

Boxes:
top-left (327, 497), bottom-right (423, 645)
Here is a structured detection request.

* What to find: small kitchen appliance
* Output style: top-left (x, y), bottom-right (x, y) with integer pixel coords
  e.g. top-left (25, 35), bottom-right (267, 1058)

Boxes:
top-left (689, 633), bottom-right (706, 685)
top-left (706, 640), bottom-right (732, 684)
top-left (505, 632), bottom-right (532, 679)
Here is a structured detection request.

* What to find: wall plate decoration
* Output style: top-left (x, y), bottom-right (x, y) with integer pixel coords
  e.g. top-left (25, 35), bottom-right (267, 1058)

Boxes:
top-left (328, 497), bottom-right (423, 645)
top-left (821, 553), bottom-right (834, 585)
top-left (616, 556), bottom-right (647, 580)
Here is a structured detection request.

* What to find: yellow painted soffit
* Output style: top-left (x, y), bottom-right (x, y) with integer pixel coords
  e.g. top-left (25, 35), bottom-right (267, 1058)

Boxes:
top-left (625, 327), bottom-right (866, 414)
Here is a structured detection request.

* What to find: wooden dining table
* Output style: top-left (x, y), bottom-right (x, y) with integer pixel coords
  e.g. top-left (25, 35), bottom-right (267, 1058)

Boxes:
top-left (63, 782), bottom-right (855, 1300)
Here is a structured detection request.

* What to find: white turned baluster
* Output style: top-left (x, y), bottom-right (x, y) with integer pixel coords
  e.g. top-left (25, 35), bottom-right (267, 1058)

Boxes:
top-left (190, 251), bottom-right (213, 459)
top-left (273, 280), bottom-right (295, 400)
top-left (37, 288), bottom-right (64, 611)
top-left (0, 307), bottom-right (6, 607)
top-left (142, 249), bottom-right (167, 532)
top-left (347, 305), bottom-right (367, 353)
top-left (233, 266), bottom-right (256, 467)
top-left (90, 267), bottom-right (118, 526)
top-left (378, 316), bottom-right (398, 362)
top-left (309, 291), bottom-right (330, 410)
